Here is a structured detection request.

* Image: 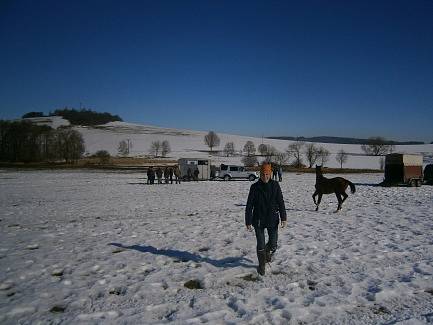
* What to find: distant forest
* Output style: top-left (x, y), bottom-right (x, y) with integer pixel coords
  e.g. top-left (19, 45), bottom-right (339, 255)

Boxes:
top-left (267, 136), bottom-right (424, 145)
top-left (22, 108), bottom-right (122, 126)
top-left (0, 120), bottom-right (84, 163)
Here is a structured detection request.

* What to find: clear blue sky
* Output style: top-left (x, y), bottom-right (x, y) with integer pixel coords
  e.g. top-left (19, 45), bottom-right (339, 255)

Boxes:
top-left (1, 0), bottom-right (432, 142)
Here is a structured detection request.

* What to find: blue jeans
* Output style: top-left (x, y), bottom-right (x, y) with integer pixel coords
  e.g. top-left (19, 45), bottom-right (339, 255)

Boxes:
top-left (254, 226), bottom-right (278, 251)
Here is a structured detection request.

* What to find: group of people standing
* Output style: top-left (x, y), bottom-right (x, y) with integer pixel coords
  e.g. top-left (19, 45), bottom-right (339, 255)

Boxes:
top-left (146, 166), bottom-right (181, 184)
top-left (186, 167), bottom-right (200, 181)
top-left (272, 164), bottom-right (283, 182)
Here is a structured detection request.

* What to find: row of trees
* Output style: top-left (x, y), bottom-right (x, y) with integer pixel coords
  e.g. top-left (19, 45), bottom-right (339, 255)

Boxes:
top-left (149, 140), bottom-right (171, 157)
top-left (204, 131), bottom-right (396, 156)
top-left (0, 120), bottom-right (85, 163)
top-left (238, 140), bottom-right (349, 168)
top-left (116, 139), bottom-right (172, 158)
top-left (203, 131), bottom-right (397, 168)
top-left (203, 131), bottom-right (349, 168)
top-left (22, 108), bottom-right (123, 126)
top-left (51, 108), bottom-right (122, 126)
top-left (202, 130), bottom-right (346, 167)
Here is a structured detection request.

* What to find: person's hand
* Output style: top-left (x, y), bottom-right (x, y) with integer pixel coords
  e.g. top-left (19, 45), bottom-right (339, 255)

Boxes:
top-left (246, 224), bottom-right (253, 231)
top-left (281, 220), bottom-right (287, 229)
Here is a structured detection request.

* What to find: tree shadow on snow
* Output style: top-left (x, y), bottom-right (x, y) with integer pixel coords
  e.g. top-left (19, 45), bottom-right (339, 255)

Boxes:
top-left (109, 243), bottom-right (255, 269)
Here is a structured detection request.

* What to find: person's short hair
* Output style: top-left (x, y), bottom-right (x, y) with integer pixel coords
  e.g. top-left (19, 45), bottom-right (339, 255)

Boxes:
top-left (260, 163), bottom-right (272, 174)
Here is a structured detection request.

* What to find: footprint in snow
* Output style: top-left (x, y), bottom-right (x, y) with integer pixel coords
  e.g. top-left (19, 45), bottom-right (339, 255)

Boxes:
top-left (0, 282), bottom-right (14, 290)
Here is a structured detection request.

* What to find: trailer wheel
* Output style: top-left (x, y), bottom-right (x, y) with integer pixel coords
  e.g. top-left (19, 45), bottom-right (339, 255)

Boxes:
top-left (415, 179), bottom-right (421, 187)
top-left (409, 179), bottom-right (416, 187)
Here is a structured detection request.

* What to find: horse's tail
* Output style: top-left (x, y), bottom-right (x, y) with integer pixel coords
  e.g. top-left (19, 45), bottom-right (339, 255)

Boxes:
top-left (348, 181), bottom-right (356, 194)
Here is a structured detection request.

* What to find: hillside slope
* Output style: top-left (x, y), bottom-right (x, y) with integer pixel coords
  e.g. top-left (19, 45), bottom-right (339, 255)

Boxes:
top-left (76, 121), bottom-right (433, 170)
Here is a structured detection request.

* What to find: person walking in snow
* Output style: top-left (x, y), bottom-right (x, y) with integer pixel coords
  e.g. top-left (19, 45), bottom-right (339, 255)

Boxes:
top-left (278, 165), bottom-right (283, 182)
top-left (245, 163), bottom-right (287, 275)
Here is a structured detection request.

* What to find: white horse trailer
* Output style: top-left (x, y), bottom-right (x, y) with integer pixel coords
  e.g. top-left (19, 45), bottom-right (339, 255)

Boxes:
top-left (383, 153), bottom-right (423, 187)
top-left (178, 158), bottom-right (211, 180)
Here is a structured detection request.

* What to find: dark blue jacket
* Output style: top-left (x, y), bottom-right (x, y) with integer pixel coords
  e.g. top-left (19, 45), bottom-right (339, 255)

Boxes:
top-left (245, 179), bottom-right (287, 228)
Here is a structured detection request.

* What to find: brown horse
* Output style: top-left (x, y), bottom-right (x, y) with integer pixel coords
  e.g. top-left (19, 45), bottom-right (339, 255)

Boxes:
top-left (313, 165), bottom-right (356, 212)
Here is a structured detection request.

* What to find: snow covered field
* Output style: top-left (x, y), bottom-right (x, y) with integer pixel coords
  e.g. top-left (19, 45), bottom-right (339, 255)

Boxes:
top-left (1, 170), bottom-right (433, 324)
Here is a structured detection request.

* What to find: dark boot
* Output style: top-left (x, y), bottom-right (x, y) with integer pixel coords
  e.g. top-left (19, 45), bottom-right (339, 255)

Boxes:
top-left (265, 244), bottom-right (276, 263)
top-left (257, 249), bottom-right (266, 276)
top-left (265, 244), bottom-right (271, 263)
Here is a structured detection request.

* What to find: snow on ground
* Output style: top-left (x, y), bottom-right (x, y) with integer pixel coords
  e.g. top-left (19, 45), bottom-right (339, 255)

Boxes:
top-left (77, 121), bottom-right (433, 169)
top-left (1, 169), bottom-right (432, 324)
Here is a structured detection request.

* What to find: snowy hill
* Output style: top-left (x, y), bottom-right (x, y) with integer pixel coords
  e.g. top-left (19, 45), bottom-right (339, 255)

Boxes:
top-left (75, 121), bottom-right (433, 170)
top-left (18, 117), bottom-right (432, 169)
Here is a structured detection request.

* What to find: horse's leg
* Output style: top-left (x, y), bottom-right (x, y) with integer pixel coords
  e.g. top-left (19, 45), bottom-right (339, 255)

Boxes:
top-left (341, 191), bottom-right (348, 204)
top-left (312, 191), bottom-right (318, 205)
top-left (316, 193), bottom-right (323, 211)
top-left (335, 193), bottom-right (343, 212)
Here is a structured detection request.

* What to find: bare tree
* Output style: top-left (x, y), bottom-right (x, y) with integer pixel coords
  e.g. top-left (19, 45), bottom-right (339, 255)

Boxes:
top-left (304, 143), bottom-right (320, 168)
top-left (336, 149), bottom-right (348, 168)
top-left (150, 141), bottom-right (161, 157)
top-left (223, 142), bottom-right (235, 157)
top-left (94, 150), bottom-right (111, 164)
top-left (317, 146), bottom-right (330, 166)
top-left (243, 141), bottom-right (256, 156)
top-left (241, 155), bottom-right (258, 167)
top-left (265, 146), bottom-right (278, 163)
top-left (69, 130), bottom-right (85, 163)
top-left (361, 137), bottom-right (395, 156)
top-left (287, 141), bottom-right (304, 168)
top-left (258, 143), bottom-right (269, 156)
top-left (161, 140), bottom-right (171, 157)
top-left (56, 128), bottom-right (85, 163)
top-left (118, 140), bottom-right (129, 156)
top-left (204, 131), bottom-right (220, 152)
top-left (274, 152), bottom-right (288, 166)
